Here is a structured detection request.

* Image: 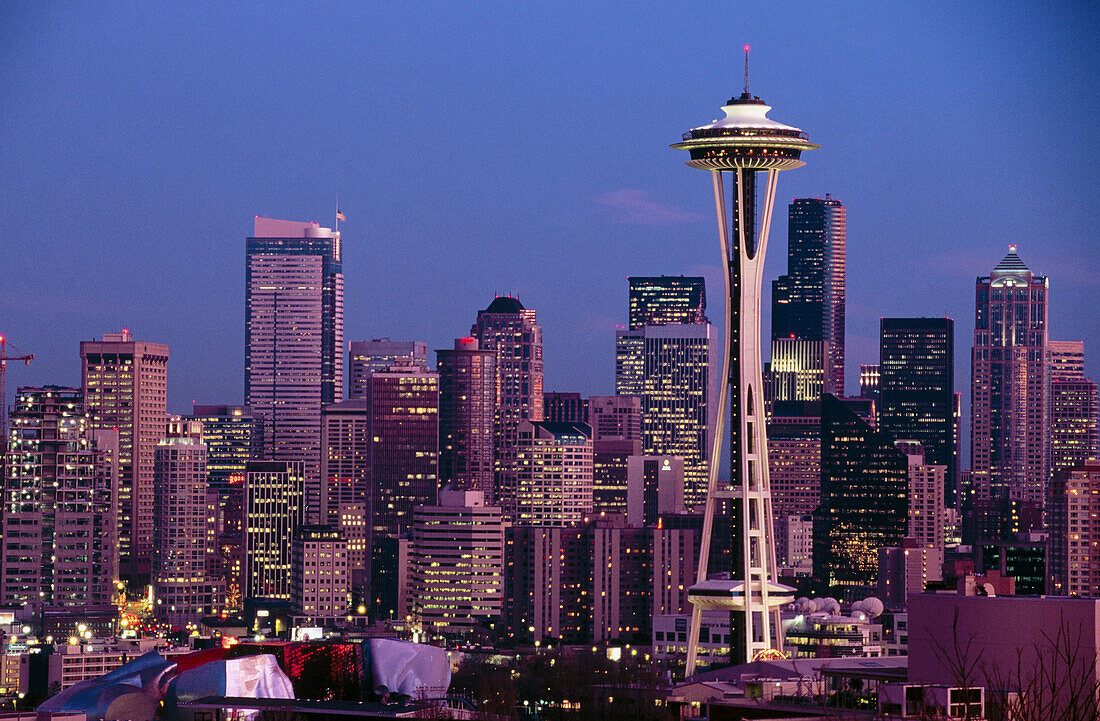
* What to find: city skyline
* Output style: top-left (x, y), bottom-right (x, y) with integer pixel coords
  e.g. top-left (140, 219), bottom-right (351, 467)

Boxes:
top-left (1, 4), bottom-right (1096, 458)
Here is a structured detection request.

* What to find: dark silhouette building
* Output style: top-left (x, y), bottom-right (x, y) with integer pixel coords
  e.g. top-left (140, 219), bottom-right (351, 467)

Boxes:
top-left (437, 337), bottom-right (496, 492)
top-left (771, 196), bottom-right (846, 396)
top-left (543, 391), bottom-right (588, 423)
top-left (879, 318), bottom-right (956, 505)
top-left (813, 394), bottom-right (907, 598)
top-left (969, 246), bottom-right (1048, 507)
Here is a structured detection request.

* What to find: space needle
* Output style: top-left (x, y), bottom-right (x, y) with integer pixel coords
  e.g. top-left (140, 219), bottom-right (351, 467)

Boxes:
top-left (671, 48), bottom-right (818, 673)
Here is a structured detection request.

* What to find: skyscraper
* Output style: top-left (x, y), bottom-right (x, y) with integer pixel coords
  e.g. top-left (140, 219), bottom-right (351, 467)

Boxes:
top-left (436, 337), bottom-right (496, 492)
top-left (244, 460), bottom-right (305, 600)
top-left (813, 394), bottom-right (908, 597)
top-left (291, 525), bottom-right (349, 621)
top-left (81, 330), bottom-right (169, 586)
top-left (628, 276), bottom-right (708, 329)
top-left (769, 338), bottom-right (826, 402)
top-left (408, 490), bottom-right (504, 636)
top-left (879, 318), bottom-right (956, 505)
top-left (319, 398), bottom-right (371, 598)
top-left (1048, 459), bottom-right (1100, 596)
top-left (771, 195), bottom-right (846, 396)
top-left (589, 395), bottom-right (643, 515)
top-left (246, 216), bottom-right (343, 523)
top-left (189, 405), bottom-right (263, 486)
top-left (187, 405), bottom-right (258, 610)
top-left (543, 392), bottom-right (588, 423)
top-left (515, 421), bottom-right (593, 526)
top-left (615, 324), bottom-right (718, 508)
top-left (970, 246), bottom-right (1049, 505)
top-left (154, 418), bottom-right (219, 625)
top-left (348, 339), bottom-right (427, 400)
top-left (1048, 341), bottom-right (1099, 475)
top-left (671, 71), bottom-right (817, 667)
top-left (2, 387), bottom-right (118, 614)
top-left (471, 296), bottom-right (543, 516)
top-left (364, 360), bottom-right (439, 540)
top-left (768, 397), bottom-right (875, 571)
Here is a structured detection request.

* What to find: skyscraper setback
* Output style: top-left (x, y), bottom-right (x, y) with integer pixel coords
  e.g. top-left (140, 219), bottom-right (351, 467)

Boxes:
top-left (970, 246), bottom-right (1049, 505)
top-left (80, 330), bottom-right (168, 586)
top-left (245, 217), bottom-right (344, 523)
top-left (771, 195), bottom-right (846, 397)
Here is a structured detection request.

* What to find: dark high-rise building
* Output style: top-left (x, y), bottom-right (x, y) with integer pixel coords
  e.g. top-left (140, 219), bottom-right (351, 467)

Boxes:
top-left (471, 296), bottom-right (543, 517)
top-left (244, 460), bottom-right (305, 600)
top-left (859, 364), bottom-right (880, 405)
top-left (771, 195), bottom-right (846, 396)
top-left (188, 405), bottom-right (259, 611)
top-left (349, 339), bottom-right (427, 400)
top-left (365, 360), bottom-right (439, 539)
top-left (970, 246), bottom-right (1048, 505)
top-left (436, 337), bottom-right (496, 493)
top-left (591, 439), bottom-right (641, 516)
top-left (81, 330), bottom-right (168, 586)
top-left (628, 276), bottom-right (708, 330)
top-left (879, 318), bottom-right (956, 505)
top-left (189, 405), bottom-right (263, 486)
top-left (768, 397), bottom-right (874, 572)
top-left (543, 392), bottom-right (588, 424)
top-left (1, 387), bottom-right (118, 614)
top-left (813, 394), bottom-right (907, 597)
top-left (246, 217), bottom-right (343, 524)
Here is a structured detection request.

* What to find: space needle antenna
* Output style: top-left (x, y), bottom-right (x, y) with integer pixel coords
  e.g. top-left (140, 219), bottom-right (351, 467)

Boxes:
top-left (743, 45), bottom-right (750, 95)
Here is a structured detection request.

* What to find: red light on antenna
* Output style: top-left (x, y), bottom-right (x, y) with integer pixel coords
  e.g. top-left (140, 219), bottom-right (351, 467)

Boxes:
top-left (744, 45), bottom-right (750, 52)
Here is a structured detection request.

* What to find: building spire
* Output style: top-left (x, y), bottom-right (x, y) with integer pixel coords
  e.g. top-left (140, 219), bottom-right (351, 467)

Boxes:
top-left (743, 45), bottom-right (751, 95)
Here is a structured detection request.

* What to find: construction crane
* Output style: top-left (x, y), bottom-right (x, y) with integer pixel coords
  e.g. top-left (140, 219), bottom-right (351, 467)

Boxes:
top-left (0, 335), bottom-right (34, 440)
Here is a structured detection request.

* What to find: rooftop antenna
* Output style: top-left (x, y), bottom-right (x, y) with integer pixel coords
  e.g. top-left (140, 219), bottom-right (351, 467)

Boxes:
top-left (743, 45), bottom-right (750, 95)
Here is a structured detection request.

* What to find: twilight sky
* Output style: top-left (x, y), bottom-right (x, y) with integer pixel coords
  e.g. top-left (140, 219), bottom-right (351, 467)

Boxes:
top-left (1, 2), bottom-right (1097, 466)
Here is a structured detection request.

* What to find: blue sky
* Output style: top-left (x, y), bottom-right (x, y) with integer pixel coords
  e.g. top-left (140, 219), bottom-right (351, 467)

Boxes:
top-left (1, 2), bottom-right (1097, 466)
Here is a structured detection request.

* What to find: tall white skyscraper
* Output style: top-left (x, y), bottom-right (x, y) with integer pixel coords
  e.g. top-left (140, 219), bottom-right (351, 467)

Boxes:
top-left (246, 216), bottom-right (343, 523)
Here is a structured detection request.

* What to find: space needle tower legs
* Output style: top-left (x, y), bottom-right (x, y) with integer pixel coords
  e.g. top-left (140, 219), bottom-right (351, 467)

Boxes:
top-left (672, 54), bottom-right (817, 675)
